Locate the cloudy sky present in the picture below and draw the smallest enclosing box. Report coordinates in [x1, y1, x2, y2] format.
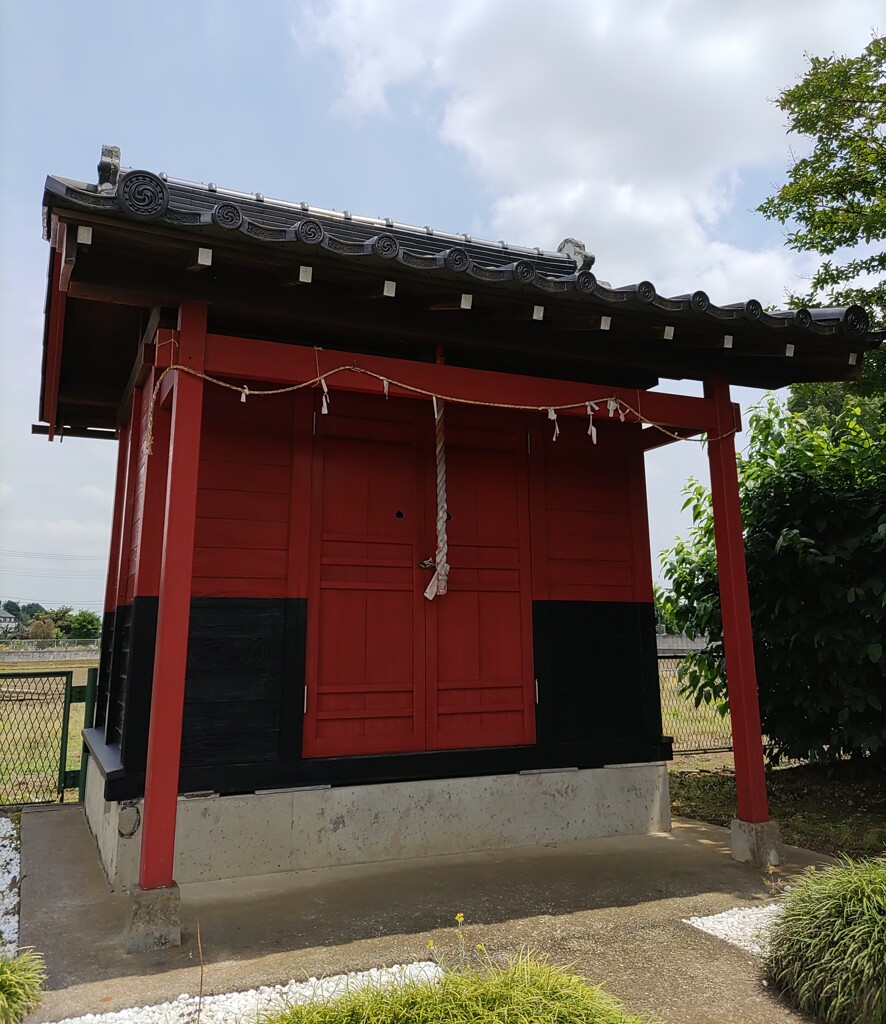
[0, 1, 879, 612]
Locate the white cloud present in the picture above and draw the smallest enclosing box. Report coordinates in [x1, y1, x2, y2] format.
[298, 0, 879, 302]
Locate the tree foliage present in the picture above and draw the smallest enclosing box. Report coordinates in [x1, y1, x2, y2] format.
[67, 609, 101, 639]
[661, 399, 886, 769]
[758, 35, 886, 424]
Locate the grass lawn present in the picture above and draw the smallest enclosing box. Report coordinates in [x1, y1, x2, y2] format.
[670, 758, 886, 858]
[268, 953, 655, 1024]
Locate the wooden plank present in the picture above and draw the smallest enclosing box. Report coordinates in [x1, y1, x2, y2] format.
[204, 334, 719, 431]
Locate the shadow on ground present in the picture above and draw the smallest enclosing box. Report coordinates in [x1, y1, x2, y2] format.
[22, 805, 824, 1024]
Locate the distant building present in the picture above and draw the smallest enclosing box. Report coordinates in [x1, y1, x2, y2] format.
[0, 609, 18, 634]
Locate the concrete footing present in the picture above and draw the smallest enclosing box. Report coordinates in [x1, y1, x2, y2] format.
[730, 819, 783, 867]
[84, 754, 671, 890]
[123, 882, 181, 953]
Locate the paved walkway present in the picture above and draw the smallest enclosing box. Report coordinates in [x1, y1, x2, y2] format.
[21, 804, 827, 1023]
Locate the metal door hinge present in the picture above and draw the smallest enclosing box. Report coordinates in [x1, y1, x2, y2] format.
[535, 678, 539, 704]
[303, 687, 308, 713]
[527, 432, 531, 454]
[312, 412, 317, 436]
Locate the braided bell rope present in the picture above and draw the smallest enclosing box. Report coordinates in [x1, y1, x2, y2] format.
[424, 400, 450, 600]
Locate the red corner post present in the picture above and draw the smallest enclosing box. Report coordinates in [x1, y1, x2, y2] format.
[704, 378, 769, 823]
[138, 302, 206, 891]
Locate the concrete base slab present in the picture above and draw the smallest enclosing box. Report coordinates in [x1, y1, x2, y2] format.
[123, 883, 182, 953]
[730, 819, 783, 867]
[84, 754, 671, 889]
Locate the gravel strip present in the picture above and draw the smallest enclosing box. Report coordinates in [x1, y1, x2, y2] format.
[0, 814, 20, 954]
[42, 961, 442, 1024]
[684, 904, 784, 957]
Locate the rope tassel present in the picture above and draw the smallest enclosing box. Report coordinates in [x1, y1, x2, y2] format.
[424, 398, 450, 600]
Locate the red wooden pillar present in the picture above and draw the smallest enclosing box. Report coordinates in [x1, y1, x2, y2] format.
[704, 378, 769, 823]
[138, 302, 206, 890]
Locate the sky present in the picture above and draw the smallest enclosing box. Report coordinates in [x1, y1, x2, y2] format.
[0, 0, 880, 613]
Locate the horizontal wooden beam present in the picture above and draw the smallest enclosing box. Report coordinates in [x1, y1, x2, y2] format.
[203, 333, 720, 431]
[640, 425, 705, 451]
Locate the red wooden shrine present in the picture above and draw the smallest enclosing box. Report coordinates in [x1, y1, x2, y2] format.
[36, 146, 879, 893]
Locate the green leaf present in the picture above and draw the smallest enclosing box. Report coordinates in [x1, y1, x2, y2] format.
[868, 643, 883, 664]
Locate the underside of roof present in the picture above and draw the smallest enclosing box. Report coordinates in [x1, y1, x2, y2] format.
[38, 145, 882, 437]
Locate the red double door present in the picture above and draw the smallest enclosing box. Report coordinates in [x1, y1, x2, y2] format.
[302, 393, 536, 758]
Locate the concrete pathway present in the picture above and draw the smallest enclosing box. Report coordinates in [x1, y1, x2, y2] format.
[21, 804, 826, 1023]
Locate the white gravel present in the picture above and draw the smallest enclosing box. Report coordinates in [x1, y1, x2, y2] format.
[684, 904, 784, 957]
[0, 814, 20, 954]
[42, 961, 442, 1024]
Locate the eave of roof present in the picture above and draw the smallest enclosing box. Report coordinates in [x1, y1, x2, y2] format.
[37, 145, 884, 437]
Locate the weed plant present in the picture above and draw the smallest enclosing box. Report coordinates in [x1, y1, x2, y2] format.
[0, 948, 45, 1024]
[765, 856, 886, 1024]
[268, 950, 656, 1024]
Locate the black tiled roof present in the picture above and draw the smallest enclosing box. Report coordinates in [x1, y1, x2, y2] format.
[43, 145, 877, 342]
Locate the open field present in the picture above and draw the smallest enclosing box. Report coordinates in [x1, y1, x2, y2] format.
[658, 657, 733, 752]
[0, 662, 95, 805]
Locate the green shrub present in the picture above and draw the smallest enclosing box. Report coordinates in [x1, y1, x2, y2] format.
[0, 948, 46, 1024]
[270, 951, 656, 1024]
[765, 856, 886, 1024]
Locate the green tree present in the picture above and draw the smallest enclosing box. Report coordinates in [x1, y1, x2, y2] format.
[661, 398, 886, 771]
[67, 609, 102, 640]
[26, 618, 58, 640]
[45, 605, 74, 637]
[3, 601, 46, 626]
[758, 35, 886, 422]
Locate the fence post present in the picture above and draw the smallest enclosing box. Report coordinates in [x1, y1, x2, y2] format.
[57, 671, 74, 801]
[78, 667, 98, 802]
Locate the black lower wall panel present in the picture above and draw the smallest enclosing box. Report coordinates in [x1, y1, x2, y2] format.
[103, 596, 671, 801]
[119, 597, 158, 769]
[532, 599, 663, 748]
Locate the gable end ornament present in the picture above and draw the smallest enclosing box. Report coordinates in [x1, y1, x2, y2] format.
[117, 170, 169, 222]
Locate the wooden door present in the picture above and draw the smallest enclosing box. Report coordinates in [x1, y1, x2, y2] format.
[426, 407, 536, 750]
[302, 394, 426, 757]
[303, 395, 535, 758]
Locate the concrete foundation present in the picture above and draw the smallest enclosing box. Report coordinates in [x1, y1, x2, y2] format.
[83, 754, 671, 889]
[730, 818, 783, 867]
[123, 882, 181, 952]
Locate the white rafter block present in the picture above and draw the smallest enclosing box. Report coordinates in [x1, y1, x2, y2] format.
[849, 352, 858, 366]
[785, 343, 795, 357]
[460, 293, 473, 310]
[663, 325, 675, 340]
[533, 305, 544, 321]
[723, 334, 733, 349]
[198, 247, 212, 266]
[383, 280, 396, 298]
[76, 225, 93, 245]
[299, 265, 313, 284]
[600, 316, 611, 331]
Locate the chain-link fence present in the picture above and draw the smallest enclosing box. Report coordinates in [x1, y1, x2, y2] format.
[659, 655, 732, 753]
[0, 671, 80, 804]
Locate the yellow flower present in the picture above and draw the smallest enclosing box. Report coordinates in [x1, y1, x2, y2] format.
[476, 943, 485, 951]
[454, 912, 465, 924]
[427, 939, 434, 949]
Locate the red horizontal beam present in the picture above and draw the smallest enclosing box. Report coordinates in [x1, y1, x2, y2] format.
[202, 334, 720, 432]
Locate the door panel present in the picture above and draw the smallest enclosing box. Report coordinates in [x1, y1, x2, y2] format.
[304, 396, 535, 758]
[426, 409, 536, 750]
[303, 396, 425, 757]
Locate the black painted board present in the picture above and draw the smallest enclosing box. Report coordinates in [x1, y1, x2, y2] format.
[119, 597, 158, 772]
[104, 604, 131, 747]
[278, 598, 307, 761]
[533, 600, 662, 746]
[104, 735, 674, 801]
